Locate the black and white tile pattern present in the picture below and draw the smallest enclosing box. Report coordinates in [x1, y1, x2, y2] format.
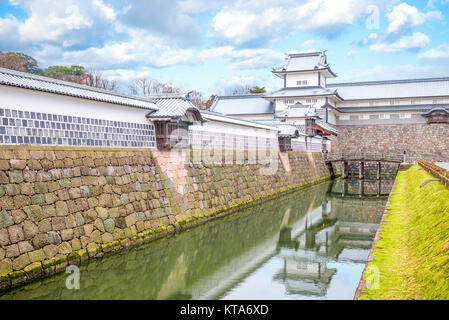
[0, 107, 156, 148]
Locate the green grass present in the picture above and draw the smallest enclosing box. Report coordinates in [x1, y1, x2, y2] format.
[359, 165, 449, 300]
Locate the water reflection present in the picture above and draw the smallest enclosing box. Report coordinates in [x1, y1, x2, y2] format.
[0, 179, 393, 300]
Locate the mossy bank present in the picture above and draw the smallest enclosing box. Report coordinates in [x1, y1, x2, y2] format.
[0, 145, 331, 292]
[356, 165, 449, 299]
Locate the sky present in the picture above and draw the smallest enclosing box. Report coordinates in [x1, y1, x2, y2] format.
[0, 0, 448, 97]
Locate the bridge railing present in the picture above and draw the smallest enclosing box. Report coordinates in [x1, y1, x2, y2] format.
[324, 152, 403, 162]
[418, 160, 449, 188]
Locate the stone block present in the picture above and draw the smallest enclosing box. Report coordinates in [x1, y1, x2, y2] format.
[55, 201, 69, 216]
[12, 253, 30, 271]
[94, 218, 105, 232]
[13, 194, 31, 208]
[32, 233, 50, 249]
[8, 225, 24, 243]
[0, 159, 10, 170]
[45, 193, 59, 205]
[43, 245, 59, 259]
[90, 230, 102, 244]
[22, 220, 39, 240]
[69, 239, 80, 252]
[17, 241, 34, 254]
[29, 249, 46, 263]
[0, 259, 12, 276]
[58, 242, 72, 255]
[9, 171, 23, 183]
[51, 217, 66, 231]
[75, 212, 85, 226]
[0, 211, 14, 228]
[104, 218, 115, 233]
[10, 159, 26, 170]
[101, 233, 114, 244]
[5, 244, 20, 258]
[61, 229, 74, 241]
[0, 229, 10, 246]
[23, 205, 43, 222]
[31, 194, 46, 205]
[95, 207, 108, 220]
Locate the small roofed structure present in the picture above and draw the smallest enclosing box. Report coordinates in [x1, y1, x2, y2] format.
[146, 93, 205, 149]
[277, 123, 301, 152]
[421, 106, 449, 124]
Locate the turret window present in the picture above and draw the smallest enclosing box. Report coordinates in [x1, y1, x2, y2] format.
[296, 80, 308, 86]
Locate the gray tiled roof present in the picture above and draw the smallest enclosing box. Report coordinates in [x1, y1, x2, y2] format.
[210, 94, 274, 115]
[0, 67, 158, 110]
[328, 77, 449, 100]
[146, 95, 201, 118]
[278, 103, 319, 118]
[200, 110, 279, 131]
[276, 123, 304, 137]
[338, 105, 449, 113]
[272, 51, 337, 77]
[316, 120, 339, 135]
[264, 86, 341, 99]
[421, 106, 449, 115]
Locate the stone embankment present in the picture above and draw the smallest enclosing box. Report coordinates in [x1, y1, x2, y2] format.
[0, 145, 331, 291]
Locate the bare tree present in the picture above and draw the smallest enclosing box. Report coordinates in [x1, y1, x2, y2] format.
[187, 90, 207, 109]
[83, 70, 118, 91]
[158, 81, 181, 94]
[129, 77, 181, 96]
[224, 84, 250, 95]
[129, 77, 161, 95]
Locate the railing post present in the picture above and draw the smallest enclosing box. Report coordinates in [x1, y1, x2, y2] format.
[377, 161, 381, 180]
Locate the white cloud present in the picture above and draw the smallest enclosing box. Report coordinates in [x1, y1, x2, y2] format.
[7, 0, 97, 42]
[200, 46, 284, 69]
[426, 0, 449, 8]
[386, 2, 442, 34]
[210, 0, 394, 46]
[117, 0, 202, 46]
[361, 3, 441, 53]
[178, 0, 229, 14]
[215, 75, 257, 95]
[347, 49, 357, 57]
[419, 43, 449, 59]
[369, 32, 431, 52]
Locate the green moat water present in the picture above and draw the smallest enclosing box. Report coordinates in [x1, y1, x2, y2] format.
[0, 179, 394, 300]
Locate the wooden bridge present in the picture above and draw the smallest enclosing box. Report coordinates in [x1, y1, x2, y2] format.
[324, 153, 404, 179]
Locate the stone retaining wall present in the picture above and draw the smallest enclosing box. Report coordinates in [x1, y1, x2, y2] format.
[333, 123, 449, 163]
[0, 145, 330, 291]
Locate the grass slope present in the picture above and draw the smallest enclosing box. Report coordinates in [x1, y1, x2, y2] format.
[359, 165, 449, 300]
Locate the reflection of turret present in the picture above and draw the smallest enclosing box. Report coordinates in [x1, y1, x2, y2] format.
[274, 249, 337, 297]
[278, 227, 299, 250]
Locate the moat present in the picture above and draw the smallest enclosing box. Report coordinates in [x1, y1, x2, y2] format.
[0, 178, 394, 300]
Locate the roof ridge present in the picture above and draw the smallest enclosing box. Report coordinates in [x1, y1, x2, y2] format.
[216, 94, 264, 99]
[0, 66, 155, 103]
[328, 77, 449, 87]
